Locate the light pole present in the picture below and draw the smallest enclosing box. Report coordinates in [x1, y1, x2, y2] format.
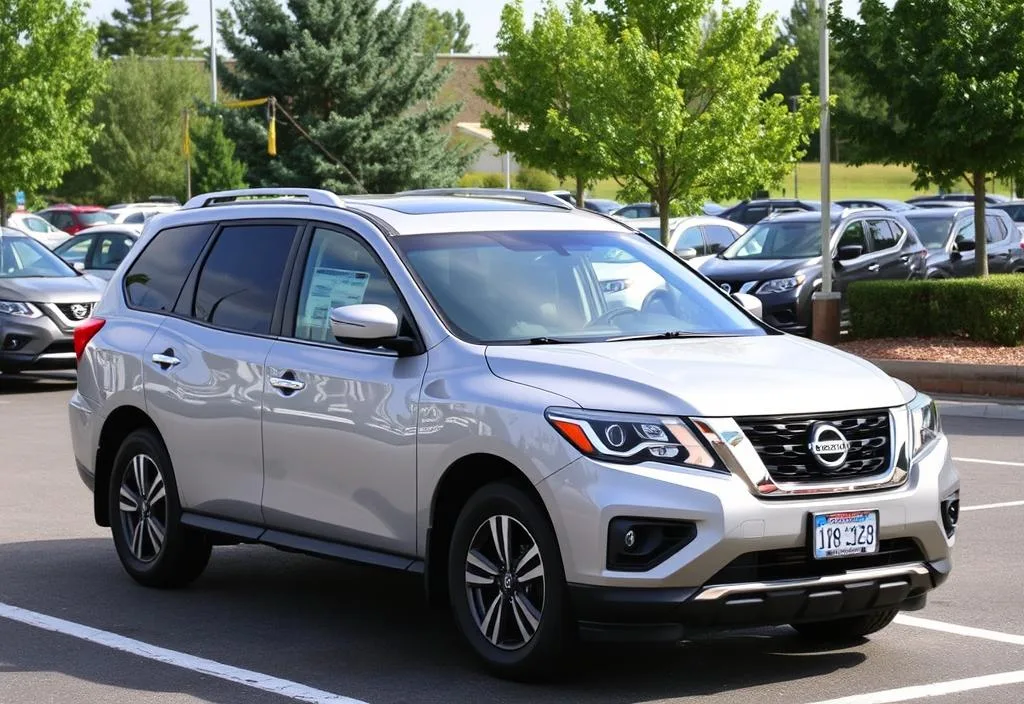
[811, 0, 840, 344]
[210, 0, 218, 103]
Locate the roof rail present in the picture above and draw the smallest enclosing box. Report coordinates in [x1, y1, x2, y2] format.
[182, 188, 344, 210]
[396, 188, 574, 210]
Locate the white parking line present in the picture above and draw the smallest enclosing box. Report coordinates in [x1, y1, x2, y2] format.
[954, 456, 1024, 468]
[0, 602, 366, 704]
[804, 669, 1024, 704]
[962, 500, 1024, 512]
[895, 614, 1024, 646]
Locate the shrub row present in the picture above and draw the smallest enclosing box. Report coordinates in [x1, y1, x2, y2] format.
[848, 276, 1024, 346]
[457, 168, 560, 192]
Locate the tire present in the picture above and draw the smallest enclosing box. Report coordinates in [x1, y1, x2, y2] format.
[108, 429, 211, 588]
[792, 608, 899, 641]
[447, 482, 572, 680]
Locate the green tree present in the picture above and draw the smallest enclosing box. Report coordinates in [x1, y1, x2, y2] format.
[61, 58, 208, 203]
[0, 0, 105, 222]
[421, 6, 472, 54]
[98, 0, 202, 57]
[218, 0, 471, 194]
[831, 0, 1024, 277]
[191, 116, 247, 194]
[479, 0, 609, 207]
[579, 0, 816, 243]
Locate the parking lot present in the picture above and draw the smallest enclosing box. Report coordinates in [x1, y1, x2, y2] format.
[1, 375, 1022, 704]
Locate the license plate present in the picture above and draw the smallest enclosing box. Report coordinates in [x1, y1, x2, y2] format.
[812, 510, 879, 559]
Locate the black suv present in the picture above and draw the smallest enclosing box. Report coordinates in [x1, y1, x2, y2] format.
[699, 210, 927, 335]
[903, 207, 1024, 277]
[718, 199, 842, 227]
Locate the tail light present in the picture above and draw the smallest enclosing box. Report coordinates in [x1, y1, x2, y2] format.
[74, 317, 106, 362]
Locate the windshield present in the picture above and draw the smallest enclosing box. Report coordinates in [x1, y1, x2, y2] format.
[636, 227, 661, 242]
[0, 233, 77, 278]
[80, 211, 115, 226]
[722, 220, 834, 260]
[396, 230, 764, 344]
[904, 215, 953, 250]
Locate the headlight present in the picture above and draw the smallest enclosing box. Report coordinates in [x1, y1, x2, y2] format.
[757, 275, 805, 294]
[601, 279, 632, 293]
[545, 408, 722, 470]
[908, 393, 941, 458]
[0, 301, 42, 318]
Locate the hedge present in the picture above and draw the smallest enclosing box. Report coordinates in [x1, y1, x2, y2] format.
[848, 276, 1024, 346]
[457, 172, 507, 189]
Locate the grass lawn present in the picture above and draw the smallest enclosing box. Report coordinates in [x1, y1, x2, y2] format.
[586, 163, 1017, 204]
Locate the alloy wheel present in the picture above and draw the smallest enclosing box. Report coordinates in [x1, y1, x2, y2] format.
[464, 514, 546, 651]
[118, 454, 168, 563]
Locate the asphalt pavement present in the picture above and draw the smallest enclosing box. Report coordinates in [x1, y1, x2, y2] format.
[1, 375, 1023, 704]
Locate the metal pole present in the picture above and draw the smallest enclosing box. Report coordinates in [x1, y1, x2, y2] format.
[819, 0, 831, 295]
[210, 0, 218, 103]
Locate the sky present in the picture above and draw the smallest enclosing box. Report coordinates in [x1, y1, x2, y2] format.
[83, 0, 858, 55]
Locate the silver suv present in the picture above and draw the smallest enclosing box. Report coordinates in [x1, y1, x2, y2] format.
[69, 188, 958, 679]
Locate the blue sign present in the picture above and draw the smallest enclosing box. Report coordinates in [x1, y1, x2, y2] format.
[14, 191, 25, 209]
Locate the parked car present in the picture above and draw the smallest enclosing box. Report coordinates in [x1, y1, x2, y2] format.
[0, 228, 104, 375]
[6, 211, 69, 249]
[902, 207, 1024, 277]
[835, 198, 916, 212]
[990, 201, 1024, 235]
[718, 199, 841, 226]
[699, 209, 927, 335]
[37, 204, 115, 235]
[906, 193, 1010, 205]
[904, 200, 960, 209]
[630, 216, 745, 258]
[69, 187, 957, 679]
[612, 202, 657, 219]
[581, 198, 621, 215]
[106, 204, 178, 225]
[52, 225, 142, 280]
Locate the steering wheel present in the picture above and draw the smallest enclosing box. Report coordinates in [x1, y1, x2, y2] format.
[586, 307, 637, 329]
[642, 289, 677, 316]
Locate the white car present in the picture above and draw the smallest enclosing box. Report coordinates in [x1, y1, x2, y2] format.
[630, 216, 746, 264]
[6, 211, 69, 249]
[105, 203, 179, 225]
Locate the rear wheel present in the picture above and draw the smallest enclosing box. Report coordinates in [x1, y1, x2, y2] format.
[792, 608, 899, 641]
[108, 429, 211, 588]
[447, 482, 572, 680]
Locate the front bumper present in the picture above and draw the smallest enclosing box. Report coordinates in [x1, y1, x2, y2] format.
[0, 313, 76, 373]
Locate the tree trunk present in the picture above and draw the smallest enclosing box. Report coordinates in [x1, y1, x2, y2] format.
[658, 191, 671, 246]
[0, 192, 6, 227]
[575, 176, 585, 210]
[973, 170, 988, 277]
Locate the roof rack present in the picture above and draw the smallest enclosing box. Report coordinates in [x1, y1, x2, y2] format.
[182, 188, 344, 210]
[396, 188, 574, 210]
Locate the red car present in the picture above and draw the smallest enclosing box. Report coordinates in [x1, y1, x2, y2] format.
[37, 204, 115, 235]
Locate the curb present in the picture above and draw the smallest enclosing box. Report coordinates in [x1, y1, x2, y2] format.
[867, 358, 1024, 399]
[934, 397, 1024, 421]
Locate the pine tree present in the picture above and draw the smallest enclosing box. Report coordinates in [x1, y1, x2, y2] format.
[98, 0, 202, 57]
[191, 117, 247, 194]
[217, 0, 471, 194]
[421, 6, 473, 54]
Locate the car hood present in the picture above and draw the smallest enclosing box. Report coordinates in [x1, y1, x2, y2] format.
[700, 257, 819, 283]
[0, 274, 104, 303]
[486, 334, 908, 417]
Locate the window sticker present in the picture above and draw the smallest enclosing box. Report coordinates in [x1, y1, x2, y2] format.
[303, 267, 371, 340]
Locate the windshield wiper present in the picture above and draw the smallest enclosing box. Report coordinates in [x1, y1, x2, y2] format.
[606, 330, 706, 342]
[525, 337, 581, 345]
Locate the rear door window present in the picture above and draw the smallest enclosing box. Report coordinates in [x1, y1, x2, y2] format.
[192, 224, 298, 335]
[986, 215, 1007, 243]
[867, 220, 898, 251]
[125, 224, 214, 312]
[673, 226, 705, 255]
[704, 225, 738, 253]
[93, 233, 137, 270]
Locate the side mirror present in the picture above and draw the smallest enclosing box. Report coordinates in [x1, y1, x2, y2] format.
[72, 261, 85, 271]
[733, 292, 763, 319]
[955, 238, 976, 252]
[675, 247, 698, 260]
[330, 304, 399, 343]
[836, 244, 864, 261]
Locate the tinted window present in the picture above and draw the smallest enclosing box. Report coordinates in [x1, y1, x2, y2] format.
[124, 212, 146, 224]
[125, 224, 213, 312]
[93, 233, 136, 270]
[55, 236, 93, 264]
[704, 225, 738, 253]
[838, 221, 869, 251]
[986, 215, 1006, 243]
[295, 228, 405, 345]
[868, 219, 897, 251]
[904, 214, 952, 250]
[80, 211, 115, 226]
[739, 206, 769, 225]
[193, 224, 297, 334]
[49, 212, 75, 231]
[673, 226, 704, 255]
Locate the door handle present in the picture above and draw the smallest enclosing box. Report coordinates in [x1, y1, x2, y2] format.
[151, 351, 180, 368]
[867, 263, 880, 272]
[900, 254, 911, 262]
[269, 374, 305, 393]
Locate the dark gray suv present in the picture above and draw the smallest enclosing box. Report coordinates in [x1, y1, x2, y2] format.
[699, 210, 927, 335]
[903, 207, 1024, 277]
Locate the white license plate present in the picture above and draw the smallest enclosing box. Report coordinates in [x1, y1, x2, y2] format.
[812, 510, 879, 559]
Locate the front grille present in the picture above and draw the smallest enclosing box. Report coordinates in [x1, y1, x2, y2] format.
[41, 340, 74, 355]
[713, 279, 757, 294]
[55, 302, 94, 322]
[707, 538, 924, 585]
[738, 409, 891, 482]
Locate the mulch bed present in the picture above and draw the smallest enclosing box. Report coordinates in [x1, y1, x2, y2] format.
[837, 337, 1024, 366]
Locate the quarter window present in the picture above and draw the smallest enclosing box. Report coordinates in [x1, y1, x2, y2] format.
[193, 224, 297, 335]
[985, 215, 1006, 243]
[125, 224, 214, 312]
[294, 228, 405, 344]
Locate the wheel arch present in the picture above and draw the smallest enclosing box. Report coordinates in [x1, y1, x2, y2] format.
[94, 405, 161, 527]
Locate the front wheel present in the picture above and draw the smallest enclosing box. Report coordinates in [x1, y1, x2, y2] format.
[108, 429, 211, 588]
[447, 482, 572, 680]
[792, 608, 899, 642]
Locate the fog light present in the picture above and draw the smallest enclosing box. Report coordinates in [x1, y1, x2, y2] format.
[607, 518, 697, 572]
[3, 335, 30, 351]
[941, 492, 960, 538]
[624, 529, 636, 549]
